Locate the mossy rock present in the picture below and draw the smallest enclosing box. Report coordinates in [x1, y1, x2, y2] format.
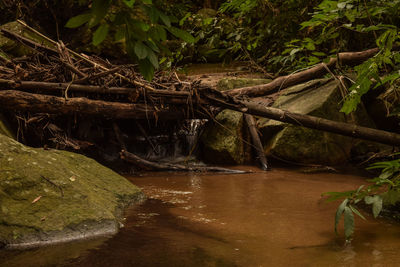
[259, 79, 375, 165]
[216, 77, 271, 91]
[0, 134, 143, 248]
[201, 110, 245, 164]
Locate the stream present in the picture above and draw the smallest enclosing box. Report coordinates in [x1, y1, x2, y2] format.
[1, 167, 400, 266]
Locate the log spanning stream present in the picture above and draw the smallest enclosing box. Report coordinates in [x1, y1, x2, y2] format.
[2, 168, 400, 266]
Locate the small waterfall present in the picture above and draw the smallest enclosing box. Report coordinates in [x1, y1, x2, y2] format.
[135, 119, 207, 163]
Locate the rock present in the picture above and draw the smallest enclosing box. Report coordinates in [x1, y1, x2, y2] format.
[0, 134, 144, 248]
[201, 109, 246, 164]
[259, 79, 375, 165]
[216, 77, 271, 91]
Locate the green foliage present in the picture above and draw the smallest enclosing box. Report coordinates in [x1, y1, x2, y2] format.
[65, 0, 194, 80]
[324, 155, 400, 241]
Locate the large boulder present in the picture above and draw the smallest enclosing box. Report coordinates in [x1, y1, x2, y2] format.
[0, 134, 143, 248]
[201, 109, 247, 164]
[259, 79, 375, 165]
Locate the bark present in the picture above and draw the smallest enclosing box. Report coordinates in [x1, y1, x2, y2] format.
[200, 87, 400, 147]
[227, 47, 384, 97]
[244, 114, 269, 170]
[0, 90, 183, 120]
[120, 150, 248, 174]
[0, 79, 191, 99]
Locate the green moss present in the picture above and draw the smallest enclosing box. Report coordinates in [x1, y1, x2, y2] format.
[201, 110, 244, 164]
[0, 134, 143, 246]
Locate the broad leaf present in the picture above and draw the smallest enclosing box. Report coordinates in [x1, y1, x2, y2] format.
[168, 27, 195, 43]
[344, 206, 354, 240]
[147, 49, 159, 68]
[92, 24, 109, 46]
[335, 199, 348, 234]
[65, 13, 91, 28]
[134, 42, 148, 59]
[159, 12, 171, 27]
[139, 59, 154, 81]
[89, 0, 111, 28]
[122, 0, 135, 7]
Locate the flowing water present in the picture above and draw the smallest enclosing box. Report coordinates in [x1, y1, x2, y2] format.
[2, 167, 400, 266]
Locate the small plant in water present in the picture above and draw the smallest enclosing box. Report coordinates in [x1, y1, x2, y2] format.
[324, 154, 400, 241]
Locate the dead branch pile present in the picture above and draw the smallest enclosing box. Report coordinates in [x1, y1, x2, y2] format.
[1, 22, 400, 173]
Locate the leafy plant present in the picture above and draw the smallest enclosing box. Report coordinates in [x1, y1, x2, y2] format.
[65, 0, 194, 80]
[324, 155, 400, 241]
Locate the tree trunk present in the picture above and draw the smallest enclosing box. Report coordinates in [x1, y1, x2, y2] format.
[244, 114, 269, 170]
[200, 87, 400, 146]
[227, 47, 385, 97]
[0, 90, 184, 120]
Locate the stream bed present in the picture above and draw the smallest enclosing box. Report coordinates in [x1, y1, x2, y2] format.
[1, 167, 400, 266]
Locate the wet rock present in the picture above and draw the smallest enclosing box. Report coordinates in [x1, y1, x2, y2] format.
[259, 79, 375, 165]
[0, 134, 144, 248]
[216, 77, 271, 91]
[201, 109, 245, 164]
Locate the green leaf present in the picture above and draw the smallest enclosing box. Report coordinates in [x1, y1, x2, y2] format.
[365, 195, 383, 218]
[114, 27, 125, 41]
[139, 59, 154, 81]
[92, 24, 109, 46]
[123, 0, 135, 7]
[65, 13, 91, 28]
[147, 49, 159, 68]
[168, 27, 195, 43]
[349, 205, 366, 220]
[159, 12, 171, 27]
[335, 199, 348, 234]
[373, 196, 383, 218]
[145, 6, 159, 23]
[344, 206, 354, 240]
[89, 0, 111, 28]
[134, 42, 148, 59]
[141, 0, 152, 4]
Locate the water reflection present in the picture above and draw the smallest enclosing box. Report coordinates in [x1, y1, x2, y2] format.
[2, 167, 400, 266]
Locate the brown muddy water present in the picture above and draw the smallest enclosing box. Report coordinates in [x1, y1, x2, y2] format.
[2, 167, 400, 267]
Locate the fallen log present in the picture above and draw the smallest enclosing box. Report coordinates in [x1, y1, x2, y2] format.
[244, 114, 269, 170]
[200, 87, 400, 147]
[0, 79, 191, 99]
[227, 47, 388, 97]
[0, 90, 184, 120]
[120, 150, 248, 174]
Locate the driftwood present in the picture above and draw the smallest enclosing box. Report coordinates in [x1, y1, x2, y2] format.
[244, 114, 269, 170]
[200, 87, 400, 147]
[227, 47, 388, 97]
[0, 90, 184, 120]
[120, 150, 248, 174]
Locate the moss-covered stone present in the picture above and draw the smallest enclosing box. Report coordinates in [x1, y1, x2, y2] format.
[259, 79, 375, 165]
[0, 134, 143, 248]
[201, 110, 245, 164]
[216, 77, 271, 91]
